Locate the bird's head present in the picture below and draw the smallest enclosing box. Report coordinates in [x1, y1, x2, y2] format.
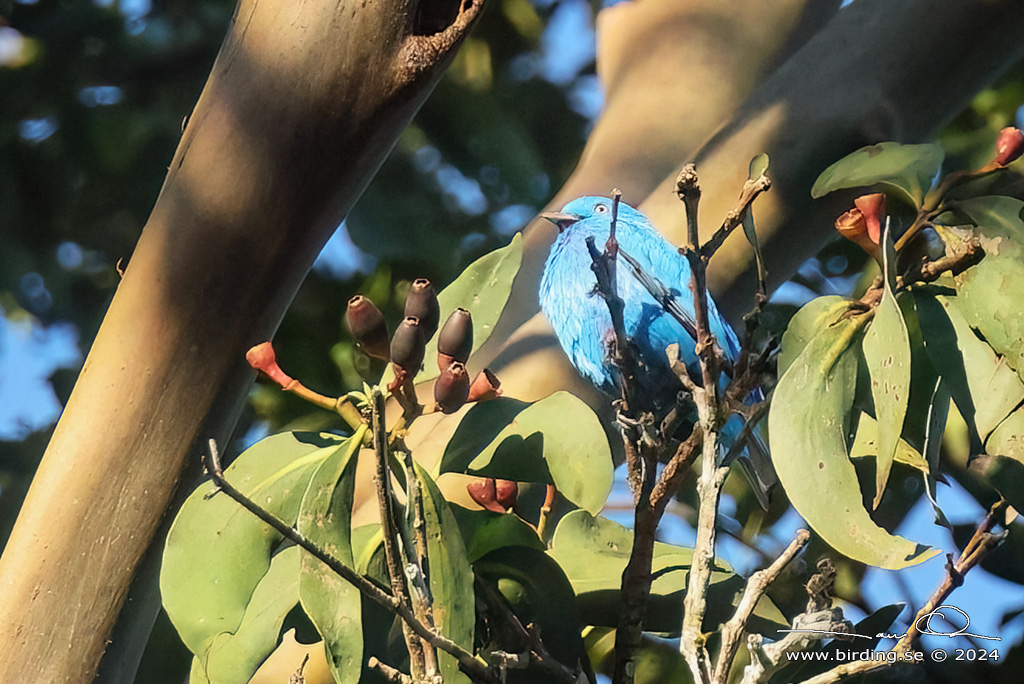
[539, 195, 641, 232]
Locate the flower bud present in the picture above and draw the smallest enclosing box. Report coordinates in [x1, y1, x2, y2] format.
[246, 342, 295, 388]
[467, 477, 505, 513]
[835, 207, 881, 260]
[437, 308, 473, 368]
[853, 193, 885, 245]
[494, 479, 518, 511]
[345, 295, 390, 360]
[404, 279, 440, 341]
[468, 368, 502, 403]
[434, 361, 471, 413]
[995, 127, 1024, 166]
[390, 316, 426, 376]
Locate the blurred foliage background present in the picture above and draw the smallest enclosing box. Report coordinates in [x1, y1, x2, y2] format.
[4, 1, 1024, 682]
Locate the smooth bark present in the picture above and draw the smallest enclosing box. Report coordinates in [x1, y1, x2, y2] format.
[0, 0, 483, 681]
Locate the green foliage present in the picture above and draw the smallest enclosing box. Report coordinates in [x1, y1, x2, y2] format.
[810, 142, 945, 206]
[161, 430, 361, 684]
[439, 392, 614, 514]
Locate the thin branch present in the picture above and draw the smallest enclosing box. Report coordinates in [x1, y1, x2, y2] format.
[700, 171, 772, 259]
[371, 390, 429, 680]
[714, 530, 811, 683]
[201, 439, 498, 683]
[368, 657, 413, 684]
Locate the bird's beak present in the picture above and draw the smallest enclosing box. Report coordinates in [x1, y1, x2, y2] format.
[539, 211, 579, 232]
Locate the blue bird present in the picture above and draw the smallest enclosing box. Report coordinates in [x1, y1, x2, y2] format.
[539, 195, 776, 508]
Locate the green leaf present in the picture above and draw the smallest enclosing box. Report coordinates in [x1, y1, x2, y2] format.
[811, 142, 944, 206]
[475, 546, 583, 676]
[382, 233, 523, 388]
[414, 461, 475, 684]
[439, 392, 613, 514]
[953, 197, 1024, 382]
[769, 306, 936, 569]
[195, 546, 302, 684]
[987, 405, 1024, 466]
[547, 511, 785, 633]
[969, 454, 1024, 513]
[744, 153, 769, 288]
[913, 289, 1024, 442]
[296, 429, 365, 684]
[848, 413, 929, 474]
[862, 221, 911, 508]
[778, 296, 852, 378]
[161, 431, 346, 682]
[449, 504, 545, 562]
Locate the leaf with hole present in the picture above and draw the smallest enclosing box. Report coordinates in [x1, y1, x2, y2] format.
[862, 221, 911, 508]
[296, 427, 366, 684]
[770, 306, 936, 569]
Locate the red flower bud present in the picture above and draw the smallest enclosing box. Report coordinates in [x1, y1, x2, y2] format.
[494, 479, 518, 511]
[390, 316, 426, 376]
[836, 207, 881, 260]
[852, 193, 885, 245]
[345, 295, 390, 360]
[404, 279, 440, 341]
[467, 477, 506, 513]
[246, 342, 295, 388]
[434, 361, 471, 413]
[995, 127, 1024, 166]
[438, 308, 473, 366]
[468, 368, 502, 402]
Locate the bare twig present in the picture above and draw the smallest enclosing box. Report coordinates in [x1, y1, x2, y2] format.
[700, 171, 772, 259]
[371, 390, 430, 680]
[368, 657, 414, 684]
[714, 530, 811, 683]
[201, 438, 498, 684]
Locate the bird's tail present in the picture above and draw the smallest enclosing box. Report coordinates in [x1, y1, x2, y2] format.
[722, 415, 777, 510]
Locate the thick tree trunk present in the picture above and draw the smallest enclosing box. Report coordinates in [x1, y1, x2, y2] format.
[0, 1, 483, 681]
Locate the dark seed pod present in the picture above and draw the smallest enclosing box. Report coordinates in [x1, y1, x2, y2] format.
[494, 479, 519, 511]
[345, 296, 390, 360]
[404, 279, 440, 340]
[434, 361, 470, 413]
[390, 316, 426, 375]
[438, 308, 473, 364]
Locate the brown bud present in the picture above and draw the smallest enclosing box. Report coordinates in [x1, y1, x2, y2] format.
[494, 479, 518, 511]
[246, 342, 295, 388]
[390, 316, 426, 375]
[853, 193, 885, 245]
[404, 279, 440, 340]
[995, 127, 1024, 166]
[468, 368, 502, 402]
[438, 308, 473, 365]
[467, 477, 505, 513]
[434, 361, 471, 413]
[345, 295, 390, 360]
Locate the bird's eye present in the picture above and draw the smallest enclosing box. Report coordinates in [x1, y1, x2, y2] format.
[595, 204, 608, 213]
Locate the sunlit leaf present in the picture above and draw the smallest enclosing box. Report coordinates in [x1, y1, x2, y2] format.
[953, 197, 1024, 381]
[415, 462, 475, 684]
[811, 142, 944, 206]
[778, 296, 852, 378]
[848, 413, 928, 474]
[382, 233, 523, 388]
[162, 432, 347, 682]
[862, 221, 911, 508]
[770, 306, 936, 569]
[913, 288, 1024, 443]
[439, 392, 613, 514]
[296, 428, 366, 684]
[969, 454, 1024, 513]
[987, 405, 1024, 466]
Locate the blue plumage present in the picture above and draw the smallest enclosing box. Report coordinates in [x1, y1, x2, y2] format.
[539, 195, 775, 507]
